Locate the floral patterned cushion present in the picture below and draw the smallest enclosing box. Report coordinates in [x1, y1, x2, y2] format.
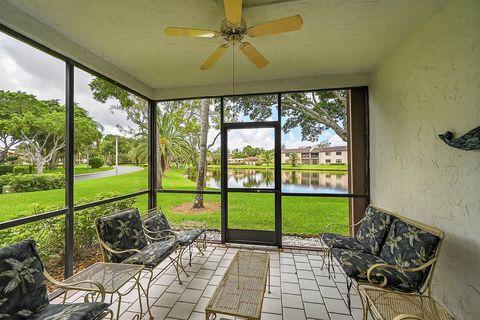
[0, 240, 49, 320]
[355, 206, 395, 255]
[143, 212, 172, 235]
[122, 239, 177, 267]
[331, 248, 421, 292]
[95, 208, 148, 263]
[320, 233, 369, 253]
[379, 219, 440, 290]
[176, 229, 205, 246]
[29, 302, 110, 320]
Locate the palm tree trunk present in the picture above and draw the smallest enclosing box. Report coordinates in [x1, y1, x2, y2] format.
[193, 99, 210, 209]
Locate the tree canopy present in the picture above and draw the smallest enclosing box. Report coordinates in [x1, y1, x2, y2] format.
[226, 90, 348, 142]
[0, 90, 102, 173]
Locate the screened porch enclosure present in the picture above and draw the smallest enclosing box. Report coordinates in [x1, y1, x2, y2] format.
[0, 1, 478, 319]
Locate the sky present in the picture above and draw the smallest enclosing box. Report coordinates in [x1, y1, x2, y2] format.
[0, 31, 136, 138]
[0, 31, 346, 151]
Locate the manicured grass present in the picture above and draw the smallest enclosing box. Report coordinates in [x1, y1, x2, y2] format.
[45, 165, 113, 175]
[208, 164, 348, 172]
[0, 167, 348, 235]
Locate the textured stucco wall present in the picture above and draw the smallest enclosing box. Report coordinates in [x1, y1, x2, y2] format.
[369, 0, 480, 319]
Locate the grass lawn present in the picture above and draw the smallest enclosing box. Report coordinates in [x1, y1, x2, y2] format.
[208, 164, 348, 172]
[45, 165, 113, 175]
[0, 167, 348, 235]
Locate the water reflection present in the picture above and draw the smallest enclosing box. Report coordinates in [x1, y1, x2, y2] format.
[205, 169, 347, 193]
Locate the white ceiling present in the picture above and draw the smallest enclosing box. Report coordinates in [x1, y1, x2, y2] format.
[0, 0, 447, 99]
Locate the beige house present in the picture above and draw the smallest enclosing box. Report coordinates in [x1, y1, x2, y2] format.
[281, 146, 347, 165]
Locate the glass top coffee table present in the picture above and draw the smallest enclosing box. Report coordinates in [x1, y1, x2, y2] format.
[205, 251, 271, 320]
[62, 262, 147, 320]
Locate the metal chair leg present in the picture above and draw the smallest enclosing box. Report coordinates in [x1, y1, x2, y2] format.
[189, 244, 193, 267]
[346, 277, 353, 313]
[177, 247, 190, 278]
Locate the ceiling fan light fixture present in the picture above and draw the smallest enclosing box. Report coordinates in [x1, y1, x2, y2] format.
[164, 0, 302, 70]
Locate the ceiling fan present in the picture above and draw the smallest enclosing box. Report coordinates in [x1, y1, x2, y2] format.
[164, 0, 303, 70]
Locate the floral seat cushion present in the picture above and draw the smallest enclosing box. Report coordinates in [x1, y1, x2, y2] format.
[355, 206, 395, 255]
[320, 233, 369, 253]
[122, 239, 177, 268]
[331, 248, 422, 292]
[95, 208, 148, 263]
[143, 213, 172, 238]
[29, 302, 110, 320]
[0, 239, 49, 320]
[379, 219, 441, 290]
[176, 229, 205, 246]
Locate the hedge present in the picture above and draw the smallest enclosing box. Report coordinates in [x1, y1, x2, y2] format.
[13, 165, 33, 175]
[0, 165, 14, 175]
[0, 165, 34, 176]
[0, 173, 65, 193]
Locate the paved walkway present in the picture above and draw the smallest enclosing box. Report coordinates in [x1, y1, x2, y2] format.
[74, 165, 143, 181]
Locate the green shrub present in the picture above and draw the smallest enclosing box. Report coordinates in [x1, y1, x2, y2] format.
[0, 192, 136, 265]
[88, 157, 104, 169]
[0, 165, 14, 175]
[0, 173, 65, 193]
[13, 165, 33, 175]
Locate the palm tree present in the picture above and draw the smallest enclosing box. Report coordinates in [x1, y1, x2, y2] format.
[261, 150, 274, 166]
[156, 113, 191, 177]
[289, 152, 300, 167]
[127, 138, 148, 165]
[132, 113, 191, 188]
[0, 257, 39, 294]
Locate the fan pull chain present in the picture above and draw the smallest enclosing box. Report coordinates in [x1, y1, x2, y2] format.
[232, 40, 235, 96]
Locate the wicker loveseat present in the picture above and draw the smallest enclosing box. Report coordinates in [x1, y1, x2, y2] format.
[0, 240, 112, 320]
[319, 205, 444, 311]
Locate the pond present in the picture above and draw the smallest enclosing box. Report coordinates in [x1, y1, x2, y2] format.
[205, 168, 348, 193]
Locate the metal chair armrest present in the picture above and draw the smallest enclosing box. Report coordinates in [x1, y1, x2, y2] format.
[323, 218, 364, 234]
[366, 257, 438, 287]
[171, 221, 207, 231]
[97, 237, 146, 265]
[43, 270, 106, 303]
[144, 231, 177, 243]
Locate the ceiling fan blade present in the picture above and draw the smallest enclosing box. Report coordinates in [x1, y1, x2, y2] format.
[224, 0, 243, 25]
[164, 27, 219, 38]
[247, 15, 303, 37]
[201, 44, 229, 70]
[239, 42, 269, 68]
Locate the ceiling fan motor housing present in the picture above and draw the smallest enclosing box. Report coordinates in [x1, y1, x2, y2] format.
[221, 18, 247, 40]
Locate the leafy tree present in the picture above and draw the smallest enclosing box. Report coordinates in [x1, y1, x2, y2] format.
[226, 90, 348, 142]
[89, 78, 148, 135]
[0, 91, 102, 173]
[0, 91, 36, 163]
[11, 99, 65, 174]
[261, 150, 274, 166]
[289, 152, 300, 167]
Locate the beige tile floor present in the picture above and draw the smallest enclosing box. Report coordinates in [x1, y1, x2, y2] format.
[55, 243, 369, 320]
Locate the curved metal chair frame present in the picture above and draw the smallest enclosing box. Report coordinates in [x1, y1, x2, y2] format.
[319, 207, 444, 317]
[94, 220, 189, 320]
[44, 269, 114, 319]
[142, 207, 207, 273]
